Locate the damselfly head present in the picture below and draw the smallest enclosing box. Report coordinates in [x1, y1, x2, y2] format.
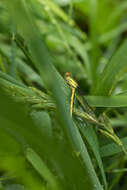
[65, 72, 71, 78]
[65, 72, 78, 89]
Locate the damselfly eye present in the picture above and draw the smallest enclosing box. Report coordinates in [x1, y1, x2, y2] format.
[65, 72, 70, 77]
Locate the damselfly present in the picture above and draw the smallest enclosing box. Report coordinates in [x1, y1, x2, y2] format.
[65, 72, 97, 122]
[64, 72, 124, 149]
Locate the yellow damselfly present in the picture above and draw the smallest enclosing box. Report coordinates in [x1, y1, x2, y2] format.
[65, 72, 96, 120]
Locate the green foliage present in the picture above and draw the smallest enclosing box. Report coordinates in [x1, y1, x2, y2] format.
[0, 0, 127, 190]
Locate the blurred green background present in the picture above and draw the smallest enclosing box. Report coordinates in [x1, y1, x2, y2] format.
[0, 0, 127, 189]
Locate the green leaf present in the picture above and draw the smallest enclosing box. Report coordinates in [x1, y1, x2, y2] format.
[37, 0, 74, 25]
[78, 123, 107, 189]
[30, 110, 52, 137]
[89, 0, 99, 87]
[100, 136, 127, 157]
[68, 35, 91, 81]
[4, 1, 103, 189]
[25, 148, 60, 190]
[86, 95, 127, 107]
[5, 184, 26, 190]
[0, 117, 22, 155]
[95, 39, 127, 95]
[0, 88, 93, 189]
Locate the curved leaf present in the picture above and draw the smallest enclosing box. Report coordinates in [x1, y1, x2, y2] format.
[100, 136, 127, 157]
[95, 39, 127, 95]
[4, 1, 103, 189]
[86, 95, 127, 107]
